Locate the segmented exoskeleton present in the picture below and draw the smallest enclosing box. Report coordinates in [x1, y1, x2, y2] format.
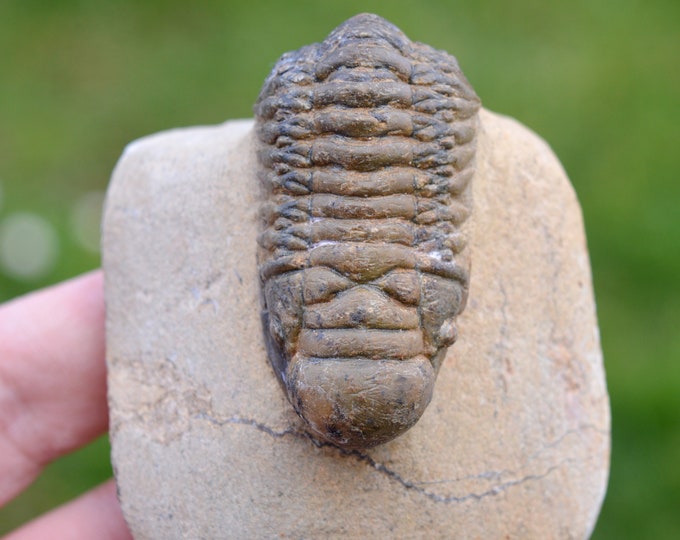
[255, 13, 480, 449]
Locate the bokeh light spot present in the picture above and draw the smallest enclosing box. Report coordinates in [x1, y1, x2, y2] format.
[70, 190, 105, 253]
[0, 213, 59, 280]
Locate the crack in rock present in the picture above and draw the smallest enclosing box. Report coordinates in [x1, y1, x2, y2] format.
[195, 412, 596, 504]
[195, 412, 301, 439]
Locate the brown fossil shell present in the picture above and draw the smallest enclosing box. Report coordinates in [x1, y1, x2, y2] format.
[255, 13, 480, 449]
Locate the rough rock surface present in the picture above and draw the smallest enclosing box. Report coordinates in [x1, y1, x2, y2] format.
[103, 109, 610, 539]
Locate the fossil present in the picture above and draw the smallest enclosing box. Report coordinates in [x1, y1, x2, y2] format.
[255, 13, 480, 449]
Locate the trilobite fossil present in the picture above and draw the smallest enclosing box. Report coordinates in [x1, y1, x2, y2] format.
[255, 13, 480, 449]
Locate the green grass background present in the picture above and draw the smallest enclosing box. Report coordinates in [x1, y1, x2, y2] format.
[0, 0, 677, 537]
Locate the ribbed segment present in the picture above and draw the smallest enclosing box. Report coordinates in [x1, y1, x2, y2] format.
[256, 33, 478, 275]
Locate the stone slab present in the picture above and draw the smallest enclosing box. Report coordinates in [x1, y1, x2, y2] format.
[103, 109, 610, 539]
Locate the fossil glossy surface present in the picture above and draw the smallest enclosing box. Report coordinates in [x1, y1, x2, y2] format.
[255, 13, 480, 448]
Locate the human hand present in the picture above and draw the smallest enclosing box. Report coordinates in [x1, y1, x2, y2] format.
[0, 271, 132, 540]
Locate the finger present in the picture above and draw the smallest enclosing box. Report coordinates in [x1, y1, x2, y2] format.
[2, 479, 133, 540]
[0, 271, 107, 505]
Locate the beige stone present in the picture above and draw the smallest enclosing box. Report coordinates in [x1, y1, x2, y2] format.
[103, 109, 610, 539]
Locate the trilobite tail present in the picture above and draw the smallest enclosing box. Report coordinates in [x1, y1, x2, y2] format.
[287, 355, 435, 449]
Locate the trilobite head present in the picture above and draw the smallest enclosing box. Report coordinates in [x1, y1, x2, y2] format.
[255, 13, 480, 449]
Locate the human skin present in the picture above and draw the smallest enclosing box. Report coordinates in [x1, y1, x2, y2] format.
[0, 271, 132, 540]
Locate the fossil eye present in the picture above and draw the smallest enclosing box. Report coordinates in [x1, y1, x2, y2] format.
[439, 319, 459, 347]
[255, 13, 480, 449]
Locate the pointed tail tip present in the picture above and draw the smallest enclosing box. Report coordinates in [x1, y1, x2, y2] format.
[326, 13, 409, 48]
[342, 12, 393, 27]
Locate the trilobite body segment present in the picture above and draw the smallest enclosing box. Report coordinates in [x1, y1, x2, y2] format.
[255, 13, 480, 449]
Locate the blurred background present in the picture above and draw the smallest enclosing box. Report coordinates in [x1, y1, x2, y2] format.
[0, 0, 677, 537]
